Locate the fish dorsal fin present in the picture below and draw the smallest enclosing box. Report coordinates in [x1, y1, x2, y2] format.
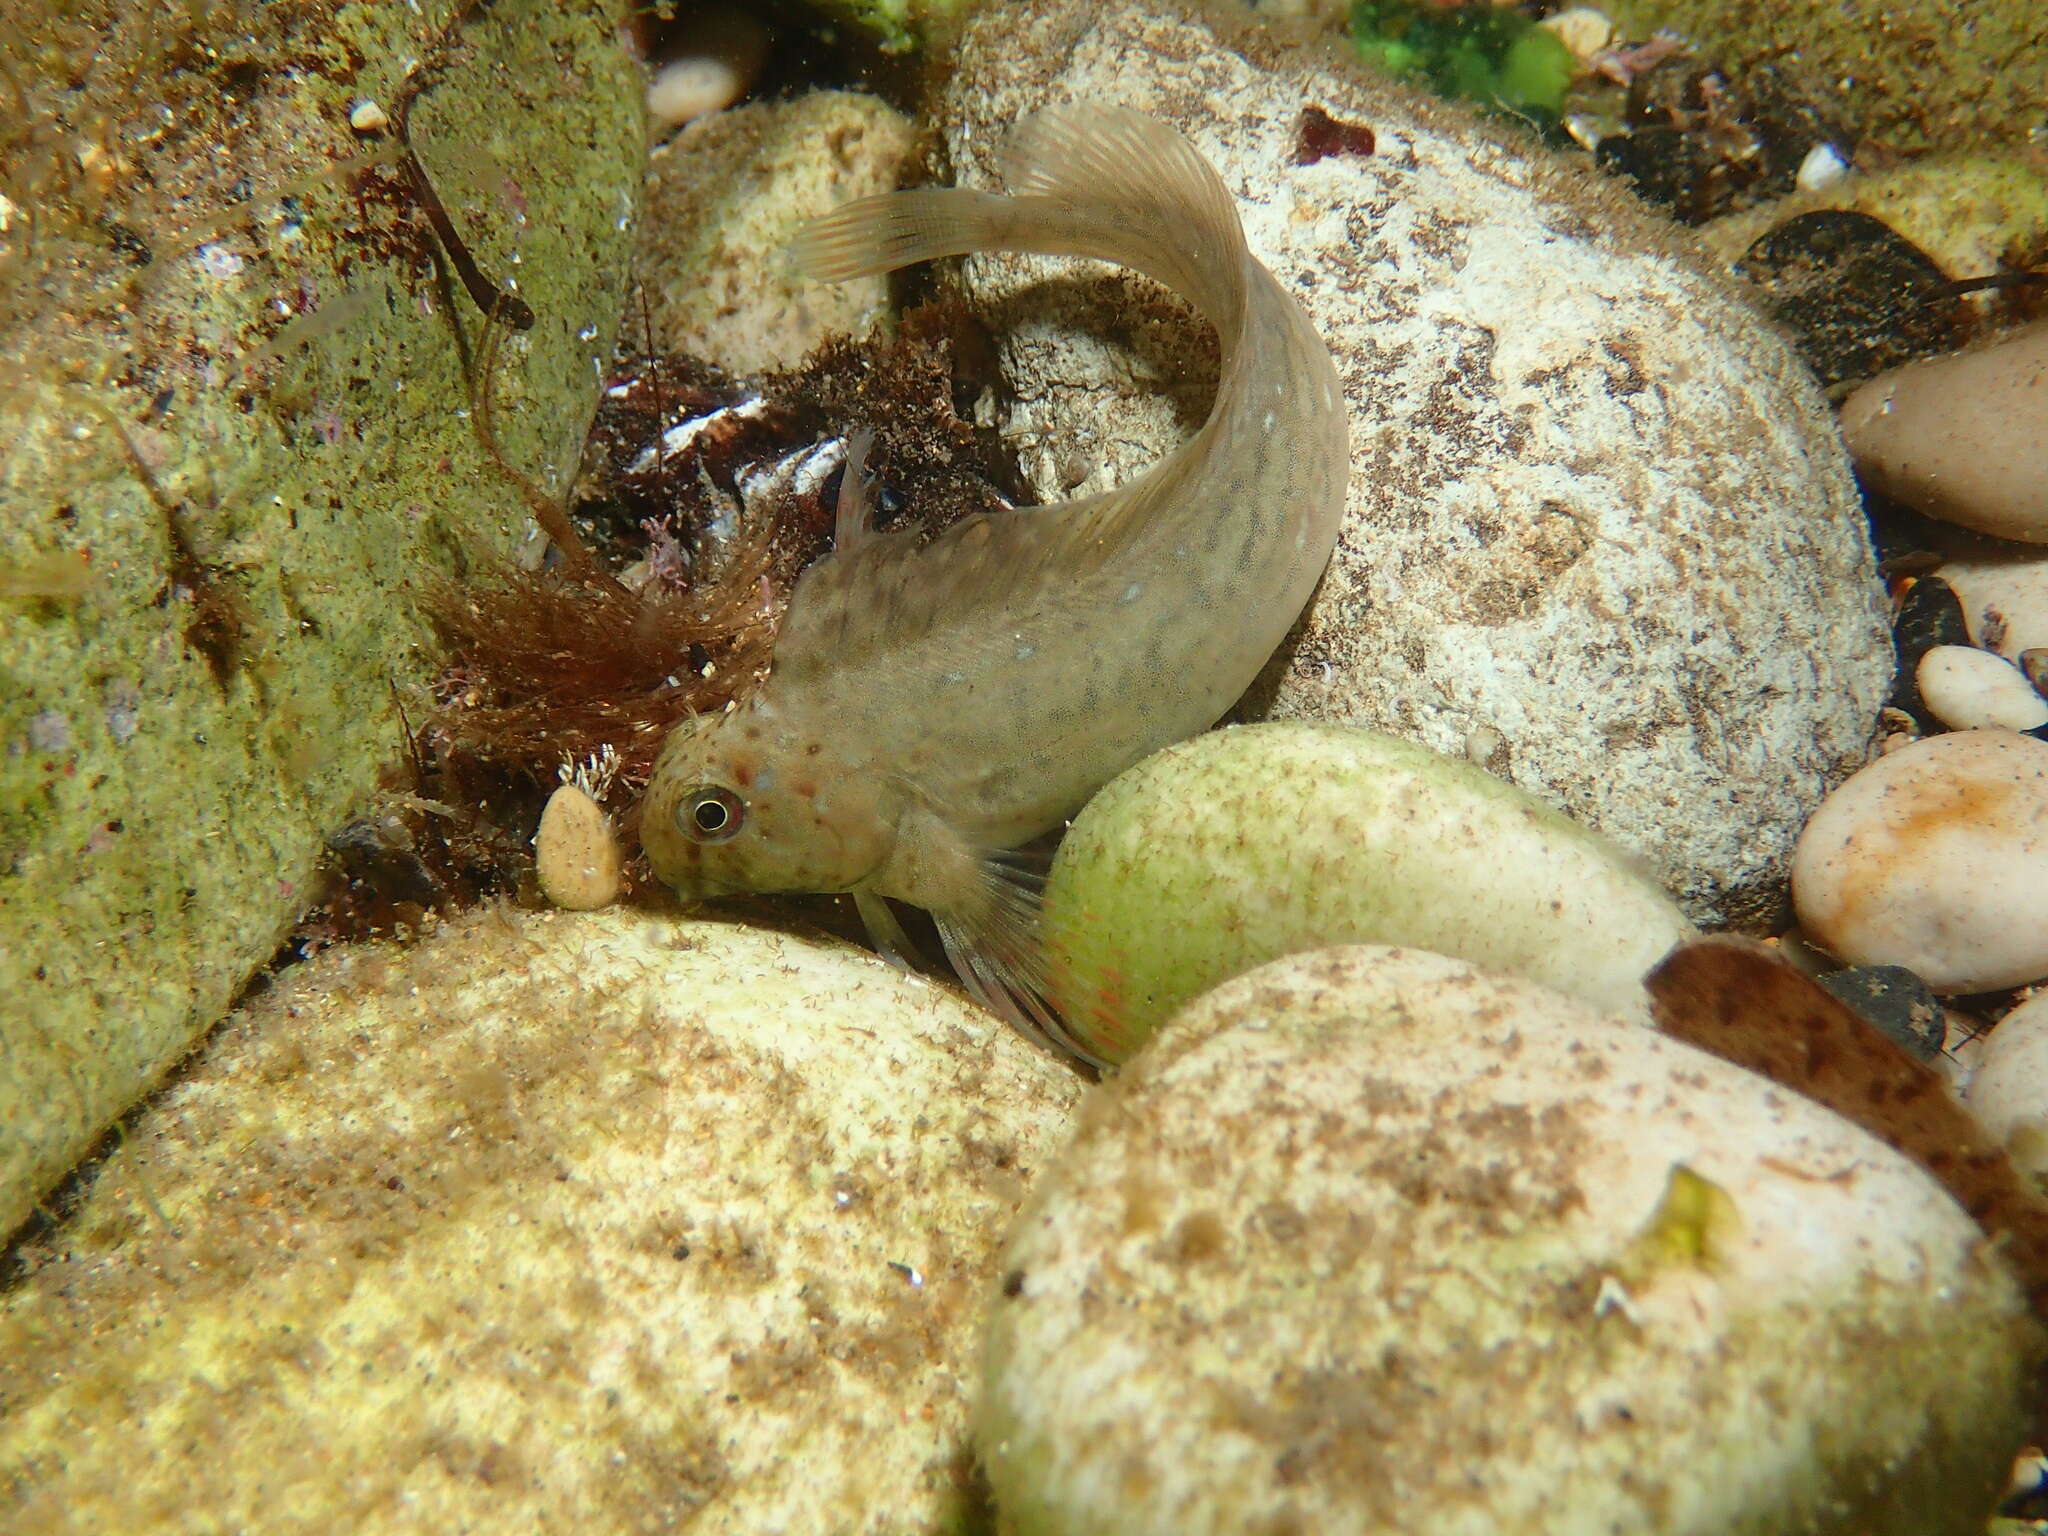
[771, 480, 1163, 685]
[833, 428, 878, 554]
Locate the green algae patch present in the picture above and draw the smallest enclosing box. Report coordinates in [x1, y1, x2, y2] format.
[1600, 0, 2044, 156]
[0, 0, 643, 1242]
[1041, 723, 1696, 1064]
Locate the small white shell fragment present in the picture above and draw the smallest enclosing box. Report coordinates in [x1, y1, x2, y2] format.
[1792, 729, 2048, 992]
[648, 56, 747, 128]
[1915, 644, 2048, 731]
[347, 97, 388, 133]
[1795, 141, 1850, 193]
[1538, 6, 1614, 60]
[1840, 322, 2048, 543]
[534, 782, 622, 910]
[980, 946, 2037, 1534]
[1966, 989, 2048, 1192]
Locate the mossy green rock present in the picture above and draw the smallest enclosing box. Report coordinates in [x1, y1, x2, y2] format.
[0, 1, 642, 1240]
[0, 907, 1083, 1533]
[1042, 723, 1696, 1064]
[982, 946, 2038, 1534]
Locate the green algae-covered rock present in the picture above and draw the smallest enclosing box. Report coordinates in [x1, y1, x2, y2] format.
[0, 906, 1083, 1534]
[1042, 723, 1696, 1064]
[1602, 0, 2045, 155]
[0, 0, 642, 1241]
[982, 946, 2039, 1535]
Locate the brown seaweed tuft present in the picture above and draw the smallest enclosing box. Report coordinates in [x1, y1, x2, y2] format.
[424, 554, 774, 797]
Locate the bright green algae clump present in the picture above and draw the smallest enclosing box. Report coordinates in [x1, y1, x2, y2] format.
[1349, 0, 1578, 121]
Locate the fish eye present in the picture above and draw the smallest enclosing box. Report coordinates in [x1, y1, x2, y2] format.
[679, 785, 746, 843]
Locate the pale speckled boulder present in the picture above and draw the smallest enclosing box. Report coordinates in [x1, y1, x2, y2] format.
[980, 946, 2037, 1536]
[0, 907, 1084, 1535]
[935, 0, 1890, 927]
[0, 0, 643, 1242]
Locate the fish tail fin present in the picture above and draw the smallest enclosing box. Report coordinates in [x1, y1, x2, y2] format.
[791, 186, 1019, 283]
[793, 104, 1249, 329]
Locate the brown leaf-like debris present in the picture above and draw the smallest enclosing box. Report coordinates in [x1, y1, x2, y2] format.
[1645, 934, 2048, 1318]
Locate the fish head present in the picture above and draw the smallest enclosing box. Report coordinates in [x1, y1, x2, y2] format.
[641, 701, 898, 902]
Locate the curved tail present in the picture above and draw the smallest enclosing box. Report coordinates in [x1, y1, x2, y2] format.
[791, 104, 1249, 330]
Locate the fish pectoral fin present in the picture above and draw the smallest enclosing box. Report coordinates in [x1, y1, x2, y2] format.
[833, 428, 879, 554]
[852, 886, 918, 971]
[932, 851, 1109, 1073]
[881, 806, 1103, 1069]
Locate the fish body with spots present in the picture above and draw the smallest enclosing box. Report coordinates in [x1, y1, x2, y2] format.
[641, 105, 1351, 1061]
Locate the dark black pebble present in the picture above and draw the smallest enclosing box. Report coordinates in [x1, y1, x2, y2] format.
[1735, 210, 1968, 389]
[1886, 574, 1972, 725]
[1817, 965, 1946, 1061]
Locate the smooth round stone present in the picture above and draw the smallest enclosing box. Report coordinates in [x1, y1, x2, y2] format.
[1792, 730, 2048, 992]
[0, 908, 1082, 1533]
[1042, 723, 1695, 1064]
[1840, 322, 2048, 543]
[980, 947, 2037, 1536]
[534, 782, 623, 909]
[1915, 644, 2048, 732]
[1967, 989, 2048, 1194]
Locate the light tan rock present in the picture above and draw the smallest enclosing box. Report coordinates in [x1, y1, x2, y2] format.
[1792, 730, 2048, 992]
[1937, 550, 2048, 662]
[1841, 323, 2048, 543]
[0, 908, 1084, 1535]
[981, 946, 2037, 1535]
[1967, 989, 2048, 1195]
[641, 91, 915, 374]
[934, 0, 1889, 928]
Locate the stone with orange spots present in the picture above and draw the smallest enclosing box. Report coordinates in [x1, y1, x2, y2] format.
[1792, 730, 2048, 993]
[979, 945, 2037, 1536]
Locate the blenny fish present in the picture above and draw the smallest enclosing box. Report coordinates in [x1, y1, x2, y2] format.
[641, 105, 1350, 1063]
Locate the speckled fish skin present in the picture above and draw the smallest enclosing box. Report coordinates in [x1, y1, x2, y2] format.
[641, 106, 1349, 1045]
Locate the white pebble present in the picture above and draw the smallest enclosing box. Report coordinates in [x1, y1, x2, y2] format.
[646, 10, 769, 130]
[348, 98, 389, 134]
[1916, 644, 2048, 731]
[535, 783, 622, 911]
[1794, 142, 1850, 193]
[1965, 989, 2048, 1193]
[1793, 730, 2048, 992]
[648, 57, 746, 128]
